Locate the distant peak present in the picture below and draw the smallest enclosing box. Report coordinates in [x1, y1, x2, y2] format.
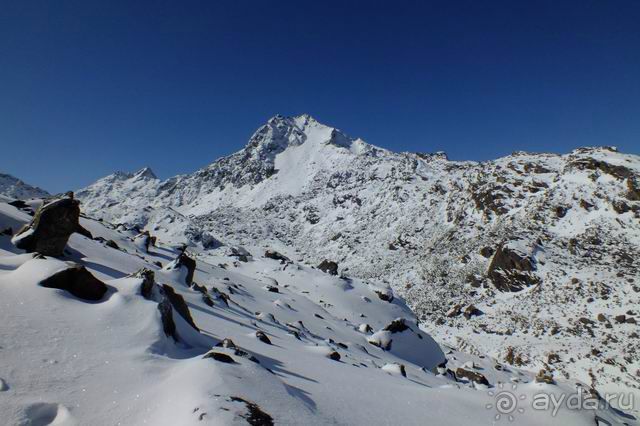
[133, 167, 157, 180]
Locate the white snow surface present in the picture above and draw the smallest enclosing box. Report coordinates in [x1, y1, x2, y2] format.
[0, 198, 634, 425]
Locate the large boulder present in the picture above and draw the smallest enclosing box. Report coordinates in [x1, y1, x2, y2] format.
[39, 264, 107, 301]
[163, 252, 196, 286]
[318, 260, 339, 275]
[12, 193, 82, 256]
[161, 284, 199, 331]
[487, 241, 539, 292]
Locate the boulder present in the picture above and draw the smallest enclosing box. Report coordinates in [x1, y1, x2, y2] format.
[255, 330, 272, 345]
[161, 284, 199, 331]
[129, 268, 155, 299]
[39, 264, 107, 301]
[318, 260, 339, 275]
[164, 252, 197, 286]
[264, 250, 290, 263]
[203, 351, 236, 364]
[455, 368, 489, 386]
[12, 194, 81, 256]
[327, 351, 341, 361]
[487, 242, 538, 292]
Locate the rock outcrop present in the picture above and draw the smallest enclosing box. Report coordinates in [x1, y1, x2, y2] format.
[12, 193, 82, 257]
[39, 264, 108, 301]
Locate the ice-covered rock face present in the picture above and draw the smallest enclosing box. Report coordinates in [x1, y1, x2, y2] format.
[75, 115, 640, 396]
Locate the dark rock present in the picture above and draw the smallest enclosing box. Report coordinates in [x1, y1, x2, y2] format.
[161, 284, 199, 331]
[555, 206, 569, 218]
[166, 252, 196, 286]
[228, 396, 274, 426]
[384, 318, 410, 333]
[328, 351, 341, 361]
[446, 304, 463, 317]
[75, 223, 93, 239]
[615, 315, 627, 324]
[255, 330, 272, 345]
[216, 338, 237, 349]
[134, 231, 151, 252]
[105, 239, 119, 249]
[264, 250, 290, 263]
[487, 243, 538, 292]
[265, 285, 279, 293]
[203, 351, 236, 364]
[318, 260, 339, 275]
[374, 289, 394, 302]
[0, 227, 12, 236]
[130, 268, 155, 299]
[535, 369, 555, 384]
[157, 297, 177, 341]
[455, 368, 489, 386]
[612, 200, 631, 214]
[39, 264, 107, 301]
[12, 194, 80, 256]
[463, 305, 483, 319]
[479, 247, 494, 258]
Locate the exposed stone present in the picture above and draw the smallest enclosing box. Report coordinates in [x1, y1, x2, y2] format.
[202, 351, 236, 364]
[12, 194, 81, 256]
[161, 284, 199, 331]
[463, 304, 483, 319]
[535, 369, 555, 384]
[383, 318, 410, 333]
[129, 268, 155, 299]
[318, 260, 339, 275]
[255, 330, 272, 345]
[487, 243, 538, 292]
[455, 368, 489, 386]
[328, 351, 341, 361]
[264, 250, 290, 263]
[479, 246, 494, 258]
[228, 396, 274, 426]
[39, 264, 107, 301]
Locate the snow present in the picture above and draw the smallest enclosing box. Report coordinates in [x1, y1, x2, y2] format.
[1, 115, 639, 424]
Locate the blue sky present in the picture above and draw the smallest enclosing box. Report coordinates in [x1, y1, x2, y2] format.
[1, 0, 639, 193]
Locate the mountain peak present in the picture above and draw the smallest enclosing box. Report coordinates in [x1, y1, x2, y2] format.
[133, 167, 157, 180]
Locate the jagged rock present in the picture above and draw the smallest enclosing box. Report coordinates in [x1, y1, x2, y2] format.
[358, 323, 373, 333]
[216, 338, 237, 349]
[0, 227, 12, 236]
[318, 260, 339, 275]
[487, 242, 538, 292]
[202, 351, 236, 364]
[228, 396, 274, 426]
[164, 252, 197, 286]
[39, 264, 108, 301]
[157, 297, 177, 340]
[374, 288, 394, 302]
[129, 268, 155, 299]
[555, 206, 569, 218]
[383, 318, 410, 333]
[229, 246, 251, 262]
[161, 284, 199, 331]
[446, 304, 462, 318]
[455, 368, 489, 386]
[265, 285, 279, 293]
[535, 369, 555, 384]
[105, 239, 119, 249]
[12, 194, 81, 256]
[255, 330, 272, 345]
[264, 250, 290, 263]
[463, 304, 482, 319]
[133, 231, 151, 252]
[615, 314, 627, 324]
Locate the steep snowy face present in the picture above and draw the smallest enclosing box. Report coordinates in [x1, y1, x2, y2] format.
[0, 173, 49, 200]
[76, 116, 640, 397]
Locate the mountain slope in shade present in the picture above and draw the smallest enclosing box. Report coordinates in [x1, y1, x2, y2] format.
[0, 172, 49, 200]
[76, 115, 640, 401]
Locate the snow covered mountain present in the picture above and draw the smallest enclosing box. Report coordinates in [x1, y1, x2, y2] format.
[73, 114, 640, 418]
[0, 194, 633, 425]
[0, 172, 49, 200]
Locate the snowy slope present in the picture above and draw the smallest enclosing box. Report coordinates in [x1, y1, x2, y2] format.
[0, 198, 633, 426]
[75, 114, 640, 408]
[0, 173, 49, 200]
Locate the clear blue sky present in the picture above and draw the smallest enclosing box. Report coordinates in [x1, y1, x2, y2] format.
[1, 1, 639, 193]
